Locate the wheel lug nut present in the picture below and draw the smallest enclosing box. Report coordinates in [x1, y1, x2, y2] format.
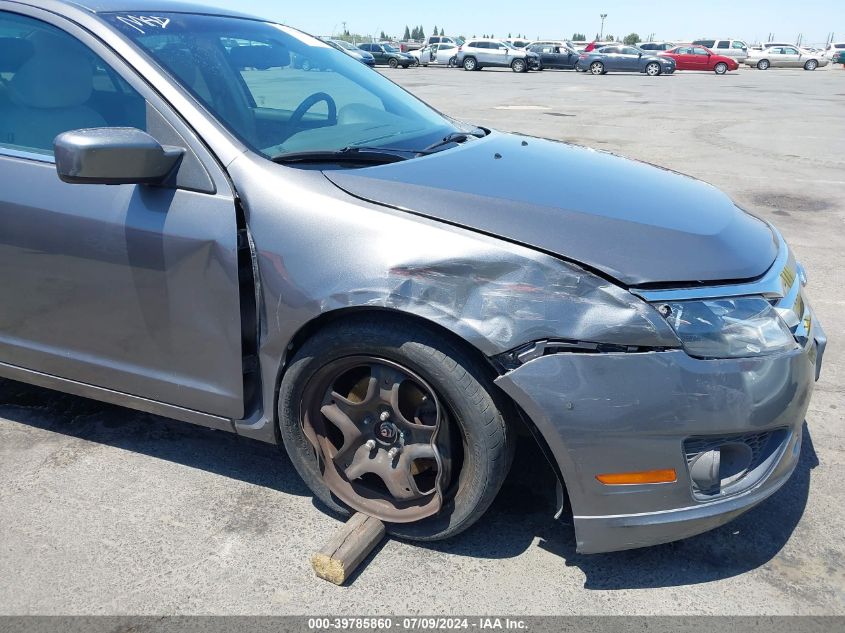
[365, 440, 376, 451]
[379, 410, 391, 422]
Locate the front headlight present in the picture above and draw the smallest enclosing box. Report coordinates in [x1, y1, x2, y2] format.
[655, 297, 797, 359]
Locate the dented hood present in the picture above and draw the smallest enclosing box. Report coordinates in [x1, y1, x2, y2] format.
[324, 132, 777, 286]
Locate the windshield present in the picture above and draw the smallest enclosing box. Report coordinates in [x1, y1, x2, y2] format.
[332, 39, 356, 51]
[104, 13, 459, 159]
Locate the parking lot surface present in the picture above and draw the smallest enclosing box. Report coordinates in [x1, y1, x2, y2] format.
[1, 66, 843, 615]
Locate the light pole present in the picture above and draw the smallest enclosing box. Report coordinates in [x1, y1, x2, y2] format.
[599, 13, 607, 41]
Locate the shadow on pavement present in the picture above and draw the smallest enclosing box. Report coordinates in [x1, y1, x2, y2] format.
[0, 378, 817, 589]
[0, 378, 311, 497]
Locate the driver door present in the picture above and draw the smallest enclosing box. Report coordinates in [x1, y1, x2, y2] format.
[619, 47, 642, 71]
[781, 46, 802, 67]
[0, 8, 245, 419]
[691, 47, 711, 70]
[488, 42, 509, 66]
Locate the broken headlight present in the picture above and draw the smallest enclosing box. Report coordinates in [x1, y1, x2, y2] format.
[655, 297, 797, 359]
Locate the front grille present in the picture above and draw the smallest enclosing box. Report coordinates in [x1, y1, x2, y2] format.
[685, 430, 774, 469]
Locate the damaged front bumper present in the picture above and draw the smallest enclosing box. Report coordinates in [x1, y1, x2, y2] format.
[494, 315, 825, 554]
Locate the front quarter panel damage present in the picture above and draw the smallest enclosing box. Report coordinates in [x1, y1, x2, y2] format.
[225, 154, 678, 440]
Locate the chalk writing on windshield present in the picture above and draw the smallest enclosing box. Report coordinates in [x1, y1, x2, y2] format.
[115, 15, 171, 35]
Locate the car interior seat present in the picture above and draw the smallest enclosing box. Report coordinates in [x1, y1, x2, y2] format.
[0, 31, 106, 152]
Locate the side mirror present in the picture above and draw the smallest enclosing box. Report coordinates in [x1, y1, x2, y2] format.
[54, 128, 184, 186]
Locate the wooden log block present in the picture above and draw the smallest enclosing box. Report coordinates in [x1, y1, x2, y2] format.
[311, 512, 386, 585]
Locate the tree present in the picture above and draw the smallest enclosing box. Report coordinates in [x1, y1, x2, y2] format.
[508, 32, 512, 38]
[403, 25, 411, 40]
[623, 33, 640, 45]
[419, 25, 425, 39]
[433, 25, 438, 38]
[440, 27, 445, 36]
[605, 34, 614, 41]
[572, 32, 586, 41]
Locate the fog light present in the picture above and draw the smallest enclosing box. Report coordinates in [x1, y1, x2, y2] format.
[689, 442, 753, 495]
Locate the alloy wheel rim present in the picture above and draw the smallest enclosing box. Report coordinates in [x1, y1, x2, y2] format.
[591, 62, 603, 74]
[300, 356, 454, 522]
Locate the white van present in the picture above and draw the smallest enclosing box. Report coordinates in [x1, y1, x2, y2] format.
[692, 39, 749, 62]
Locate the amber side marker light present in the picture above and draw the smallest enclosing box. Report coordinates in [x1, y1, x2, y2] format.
[596, 469, 677, 485]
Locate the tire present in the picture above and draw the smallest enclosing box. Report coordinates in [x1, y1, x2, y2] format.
[448, 56, 457, 67]
[278, 315, 515, 541]
[511, 58, 527, 73]
[462, 56, 478, 71]
[388, 58, 399, 69]
[804, 59, 818, 71]
[645, 61, 661, 76]
[589, 61, 604, 75]
[757, 59, 770, 70]
[714, 62, 728, 75]
[412, 59, 420, 67]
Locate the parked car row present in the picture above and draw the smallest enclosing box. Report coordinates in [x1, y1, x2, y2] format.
[320, 35, 833, 76]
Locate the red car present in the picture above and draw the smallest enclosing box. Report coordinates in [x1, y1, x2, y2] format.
[660, 45, 739, 74]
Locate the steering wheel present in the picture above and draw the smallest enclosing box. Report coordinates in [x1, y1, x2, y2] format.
[288, 92, 338, 130]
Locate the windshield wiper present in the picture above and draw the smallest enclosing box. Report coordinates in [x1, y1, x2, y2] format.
[420, 129, 486, 154]
[272, 128, 488, 165]
[271, 147, 411, 165]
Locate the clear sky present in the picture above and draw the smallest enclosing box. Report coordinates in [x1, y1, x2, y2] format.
[197, 0, 842, 46]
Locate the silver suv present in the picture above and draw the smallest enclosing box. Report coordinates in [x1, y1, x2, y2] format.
[456, 39, 537, 72]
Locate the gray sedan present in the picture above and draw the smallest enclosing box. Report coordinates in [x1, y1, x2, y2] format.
[0, 0, 824, 555]
[577, 45, 676, 75]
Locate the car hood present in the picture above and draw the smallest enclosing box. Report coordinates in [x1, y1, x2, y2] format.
[324, 132, 777, 286]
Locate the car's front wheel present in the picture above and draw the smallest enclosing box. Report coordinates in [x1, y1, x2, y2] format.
[589, 61, 605, 75]
[757, 59, 770, 70]
[511, 58, 527, 73]
[462, 56, 478, 71]
[714, 62, 728, 74]
[645, 61, 661, 76]
[278, 315, 515, 540]
[804, 59, 818, 70]
[388, 58, 399, 68]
